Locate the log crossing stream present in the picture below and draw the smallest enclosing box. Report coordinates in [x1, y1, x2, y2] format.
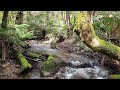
[25, 40, 109, 79]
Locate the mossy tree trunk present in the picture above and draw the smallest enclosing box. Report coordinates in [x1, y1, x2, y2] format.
[74, 11, 120, 60]
[1, 11, 9, 61]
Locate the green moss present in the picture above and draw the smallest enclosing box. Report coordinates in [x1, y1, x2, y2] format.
[75, 12, 87, 30]
[109, 74, 120, 79]
[75, 12, 96, 42]
[18, 51, 32, 70]
[98, 37, 120, 59]
[47, 55, 55, 61]
[41, 55, 55, 72]
[26, 51, 42, 58]
[74, 11, 120, 60]
[40, 55, 65, 77]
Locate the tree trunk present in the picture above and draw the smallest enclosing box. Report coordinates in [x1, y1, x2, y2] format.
[74, 11, 120, 61]
[15, 11, 24, 24]
[66, 11, 70, 38]
[1, 11, 9, 28]
[1, 11, 9, 61]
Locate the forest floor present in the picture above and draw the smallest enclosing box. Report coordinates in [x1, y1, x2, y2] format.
[0, 59, 21, 79]
[0, 38, 113, 79]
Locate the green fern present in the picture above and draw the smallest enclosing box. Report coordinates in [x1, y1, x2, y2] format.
[14, 24, 36, 40]
[0, 24, 36, 48]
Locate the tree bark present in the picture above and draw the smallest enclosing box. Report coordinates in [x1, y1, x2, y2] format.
[1, 11, 9, 28]
[1, 11, 9, 61]
[74, 11, 120, 60]
[15, 11, 24, 24]
[66, 11, 70, 38]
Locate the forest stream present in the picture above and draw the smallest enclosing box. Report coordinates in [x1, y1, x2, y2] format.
[24, 40, 109, 79]
[1, 11, 120, 79]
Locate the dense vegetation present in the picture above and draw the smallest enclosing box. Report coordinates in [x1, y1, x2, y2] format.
[0, 11, 120, 79]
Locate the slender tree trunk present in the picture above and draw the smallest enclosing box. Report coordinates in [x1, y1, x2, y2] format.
[74, 11, 120, 60]
[66, 11, 70, 38]
[15, 11, 24, 24]
[1, 11, 9, 61]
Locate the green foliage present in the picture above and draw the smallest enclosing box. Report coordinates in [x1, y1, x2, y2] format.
[8, 11, 18, 25]
[41, 55, 55, 73]
[26, 11, 67, 39]
[0, 24, 36, 48]
[92, 11, 120, 39]
[26, 12, 47, 31]
[14, 24, 36, 40]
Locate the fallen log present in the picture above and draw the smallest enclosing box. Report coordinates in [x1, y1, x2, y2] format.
[23, 50, 48, 62]
[24, 51, 42, 58]
[14, 47, 32, 71]
[109, 74, 120, 79]
[29, 47, 70, 61]
[40, 55, 65, 77]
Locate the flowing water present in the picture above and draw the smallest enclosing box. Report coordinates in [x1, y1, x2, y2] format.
[26, 40, 109, 79]
[54, 59, 108, 79]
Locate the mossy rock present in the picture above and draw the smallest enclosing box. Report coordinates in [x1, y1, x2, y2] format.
[40, 55, 65, 77]
[109, 74, 120, 79]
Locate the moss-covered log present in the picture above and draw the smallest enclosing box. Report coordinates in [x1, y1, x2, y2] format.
[24, 51, 47, 61]
[30, 47, 69, 61]
[14, 48, 32, 71]
[40, 55, 65, 77]
[109, 74, 120, 79]
[24, 51, 42, 58]
[74, 11, 120, 60]
[20, 36, 37, 41]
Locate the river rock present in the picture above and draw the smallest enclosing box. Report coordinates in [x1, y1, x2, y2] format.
[40, 55, 65, 77]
